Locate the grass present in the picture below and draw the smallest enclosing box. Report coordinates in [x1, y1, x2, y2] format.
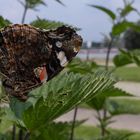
[111, 66, 140, 82]
[75, 125, 100, 140]
[75, 125, 140, 140]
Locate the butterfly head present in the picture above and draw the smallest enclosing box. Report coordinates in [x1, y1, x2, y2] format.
[47, 26, 83, 66]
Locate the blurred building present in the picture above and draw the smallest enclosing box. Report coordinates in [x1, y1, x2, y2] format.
[79, 41, 119, 60]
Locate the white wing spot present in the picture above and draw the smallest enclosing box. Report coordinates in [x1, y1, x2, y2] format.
[56, 41, 62, 48]
[57, 51, 68, 67]
[74, 47, 78, 53]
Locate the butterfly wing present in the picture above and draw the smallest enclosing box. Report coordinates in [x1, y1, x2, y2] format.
[0, 24, 82, 101]
[0, 24, 52, 100]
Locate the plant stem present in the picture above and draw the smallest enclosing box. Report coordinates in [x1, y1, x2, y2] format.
[21, 5, 28, 24]
[105, 36, 114, 70]
[99, 35, 114, 137]
[86, 47, 90, 60]
[101, 108, 107, 137]
[24, 132, 30, 140]
[97, 110, 105, 137]
[12, 125, 16, 140]
[18, 129, 23, 140]
[69, 106, 78, 140]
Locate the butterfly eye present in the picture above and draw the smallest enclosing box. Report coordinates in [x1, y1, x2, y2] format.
[56, 41, 62, 48]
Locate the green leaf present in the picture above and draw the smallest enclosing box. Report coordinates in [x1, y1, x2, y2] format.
[112, 21, 140, 36]
[31, 122, 70, 140]
[0, 16, 11, 29]
[133, 55, 140, 66]
[25, 0, 46, 9]
[87, 87, 132, 111]
[10, 98, 31, 119]
[30, 18, 80, 31]
[106, 97, 140, 115]
[113, 49, 140, 67]
[30, 18, 66, 30]
[22, 71, 115, 131]
[67, 58, 98, 74]
[30, 121, 83, 140]
[0, 134, 10, 140]
[131, 49, 140, 66]
[54, 0, 65, 6]
[88, 5, 116, 20]
[112, 21, 134, 35]
[113, 50, 133, 67]
[0, 107, 13, 134]
[18, 0, 65, 10]
[120, 4, 135, 17]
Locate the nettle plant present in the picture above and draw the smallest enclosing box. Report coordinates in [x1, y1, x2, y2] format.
[0, 1, 116, 140]
[1, 0, 140, 140]
[82, 0, 140, 139]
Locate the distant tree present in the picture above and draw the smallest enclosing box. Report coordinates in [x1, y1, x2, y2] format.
[123, 21, 140, 50]
[102, 35, 120, 48]
[18, 0, 64, 23]
[91, 41, 101, 48]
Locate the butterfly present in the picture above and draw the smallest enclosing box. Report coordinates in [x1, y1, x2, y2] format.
[0, 24, 82, 101]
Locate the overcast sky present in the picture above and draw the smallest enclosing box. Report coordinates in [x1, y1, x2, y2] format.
[0, 0, 140, 42]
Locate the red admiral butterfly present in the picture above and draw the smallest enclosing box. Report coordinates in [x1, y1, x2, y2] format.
[0, 24, 82, 101]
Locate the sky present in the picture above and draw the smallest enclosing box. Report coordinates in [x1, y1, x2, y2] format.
[0, 0, 140, 42]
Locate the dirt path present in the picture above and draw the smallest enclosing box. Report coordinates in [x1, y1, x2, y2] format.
[57, 81, 140, 132]
[115, 81, 140, 97]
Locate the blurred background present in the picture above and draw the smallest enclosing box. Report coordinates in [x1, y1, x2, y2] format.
[1, 0, 140, 140]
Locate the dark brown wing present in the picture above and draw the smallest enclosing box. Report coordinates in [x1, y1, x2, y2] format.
[0, 24, 51, 100]
[0, 24, 82, 101]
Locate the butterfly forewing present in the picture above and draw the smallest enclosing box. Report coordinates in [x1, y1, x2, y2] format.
[0, 24, 82, 101]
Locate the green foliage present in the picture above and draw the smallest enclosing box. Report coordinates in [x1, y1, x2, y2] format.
[31, 18, 66, 30]
[112, 21, 133, 36]
[0, 134, 10, 140]
[113, 66, 140, 81]
[87, 1, 140, 140]
[113, 49, 133, 67]
[75, 125, 137, 140]
[18, 0, 64, 9]
[88, 5, 116, 20]
[113, 49, 140, 67]
[1, 0, 140, 139]
[0, 16, 11, 29]
[67, 58, 98, 74]
[87, 87, 132, 111]
[112, 21, 140, 36]
[106, 97, 140, 115]
[89, 1, 140, 37]
[30, 122, 73, 140]
[18, 0, 46, 10]
[30, 120, 85, 140]
[19, 0, 65, 23]
[0, 107, 13, 134]
[120, 3, 136, 17]
[30, 18, 80, 31]
[53, 0, 65, 6]
[8, 71, 115, 131]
